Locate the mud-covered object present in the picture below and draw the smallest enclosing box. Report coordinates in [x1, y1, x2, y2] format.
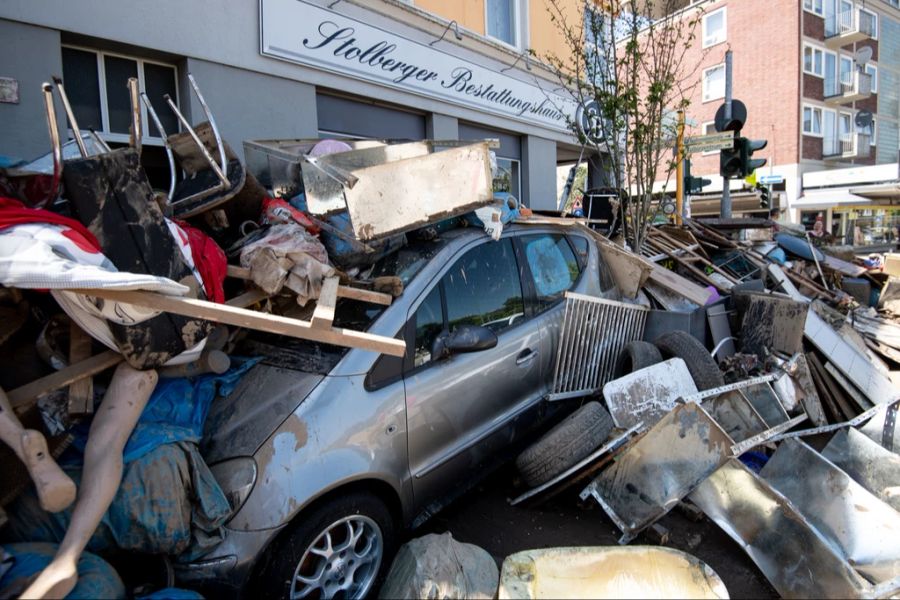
[62, 148, 212, 368]
[0, 542, 125, 599]
[378, 533, 498, 599]
[3, 442, 230, 562]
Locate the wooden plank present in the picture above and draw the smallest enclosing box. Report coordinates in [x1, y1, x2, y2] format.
[311, 277, 339, 329]
[67, 322, 94, 415]
[647, 262, 713, 306]
[68, 288, 407, 357]
[227, 289, 270, 308]
[227, 265, 392, 306]
[226, 265, 252, 279]
[805, 353, 845, 423]
[824, 362, 872, 412]
[8, 351, 123, 412]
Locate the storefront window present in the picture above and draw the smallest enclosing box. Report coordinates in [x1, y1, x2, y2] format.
[494, 157, 521, 199]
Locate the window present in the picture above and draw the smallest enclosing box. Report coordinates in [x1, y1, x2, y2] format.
[486, 0, 518, 47]
[839, 112, 852, 140]
[803, 45, 824, 77]
[702, 64, 725, 102]
[444, 239, 524, 334]
[861, 116, 876, 145]
[839, 55, 854, 86]
[61, 46, 178, 144]
[804, 0, 824, 15]
[803, 105, 823, 136]
[702, 7, 727, 48]
[860, 8, 878, 38]
[866, 63, 878, 93]
[701, 121, 718, 155]
[521, 234, 580, 312]
[493, 157, 521, 199]
[414, 286, 444, 368]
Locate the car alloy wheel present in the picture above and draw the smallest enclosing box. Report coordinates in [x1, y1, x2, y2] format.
[290, 515, 383, 599]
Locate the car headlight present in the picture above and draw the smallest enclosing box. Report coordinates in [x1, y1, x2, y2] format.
[209, 457, 258, 515]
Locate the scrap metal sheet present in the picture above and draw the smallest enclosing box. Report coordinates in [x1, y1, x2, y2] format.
[603, 358, 697, 429]
[700, 390, 769, 443]
[822, 428, 900, 513]
[689, 460, 871, 599]
[760, 438, 900, 584]
[581, 403, 732, 543]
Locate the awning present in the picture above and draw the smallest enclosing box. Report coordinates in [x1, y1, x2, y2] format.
[688, 192, 766, 217]
[794, 188, 870, 208]
[849, 182, 900, 201]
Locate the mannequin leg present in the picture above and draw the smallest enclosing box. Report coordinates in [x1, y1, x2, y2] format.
[21, 364, 157, 600]
[0, 388, 76, 513]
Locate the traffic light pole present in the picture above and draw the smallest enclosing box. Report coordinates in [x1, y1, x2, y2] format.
[675, 109, 685, 225]
[722, 50, 733, 218]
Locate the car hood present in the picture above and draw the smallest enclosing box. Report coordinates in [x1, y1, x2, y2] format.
[202, 364, 324, 464]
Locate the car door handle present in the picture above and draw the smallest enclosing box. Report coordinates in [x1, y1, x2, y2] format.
[516, 349, 538, 366]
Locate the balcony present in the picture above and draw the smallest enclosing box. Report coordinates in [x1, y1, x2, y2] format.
[825, 70, 873, 104]
[823, 133, 870, 161]
[825, 7, 876, 48]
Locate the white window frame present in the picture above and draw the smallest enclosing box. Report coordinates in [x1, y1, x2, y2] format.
[702, 63, 726, 102]
[803, 0, 824, 15]
[865, 116, 877, 146]
[702, 7, 727, 48]
[803, 44, 825, 77]
[865, 63, 878, 93]
[839, 54, 854, 86]
[61, 44, 179, 146]
[803, 104, 824, 137]
[701, 121, 718, 156]
[860, 7, 878, 38]
[484, 0, 524, 50]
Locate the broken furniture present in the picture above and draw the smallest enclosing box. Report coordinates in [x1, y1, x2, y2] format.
[497, 546, 729, 599]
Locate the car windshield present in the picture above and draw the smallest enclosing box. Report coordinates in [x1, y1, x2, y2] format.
[237, 234, 448, 372]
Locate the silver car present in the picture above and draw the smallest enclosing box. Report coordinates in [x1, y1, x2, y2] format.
[176, 224, 617, 598]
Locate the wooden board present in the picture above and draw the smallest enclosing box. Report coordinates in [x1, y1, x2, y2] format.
[67, 322, 94, 415]
[311, 277, 338, 329]
[67, 288, 407, 357]
[226, 265, 392, 306]
[8, 351, 123, 412]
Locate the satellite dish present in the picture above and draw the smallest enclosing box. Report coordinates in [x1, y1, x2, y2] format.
[855, 46, 873, 66]
[856, 110, 873, 129]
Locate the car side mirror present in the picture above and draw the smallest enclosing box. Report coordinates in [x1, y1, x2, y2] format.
[432, 325, 498, 359]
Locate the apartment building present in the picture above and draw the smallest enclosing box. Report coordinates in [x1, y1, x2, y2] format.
[667, 0, 900, 242]
[0, 0, 591, 210]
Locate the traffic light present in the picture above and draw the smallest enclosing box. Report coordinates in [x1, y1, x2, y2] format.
[720, 138, 743, 179]
[756, 184, 771, 208]
[740, 138, 768, 177]
[684, 159, 712, 194]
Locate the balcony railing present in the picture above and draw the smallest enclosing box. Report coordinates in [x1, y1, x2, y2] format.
[824, 71, 873, 103]
[825, 7, 876, 45]
[823, 133, 870, 160]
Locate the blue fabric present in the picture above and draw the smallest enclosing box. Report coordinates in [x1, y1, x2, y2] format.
[738, 451, 770, 473]
[524, 236, 573, 297]
[67, 357, 260, 464]
[0, 543, 125, 599]
[138, 588, 205, 600]
[766, 247, 787, 265]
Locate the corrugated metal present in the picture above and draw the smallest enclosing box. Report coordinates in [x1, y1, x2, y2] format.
[877, 16, 900, 165]
[549, 291, 648, 401]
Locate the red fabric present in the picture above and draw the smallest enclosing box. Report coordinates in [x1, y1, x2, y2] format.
[0, 196, 101, 251]
[260, 197, 320, 235]
[173, 220, 227, 303]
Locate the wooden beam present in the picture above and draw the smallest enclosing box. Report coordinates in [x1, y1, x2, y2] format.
[227, 265, 392, 306]
[68, 288, 407, 357]
[226, 289, 269, 308]
[9, 351, 123, 412]
[311, 277, 338, 329]
[67, 322, 94, 415]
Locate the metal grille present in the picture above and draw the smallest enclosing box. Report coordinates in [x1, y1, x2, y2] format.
[549, 291, 649, 401]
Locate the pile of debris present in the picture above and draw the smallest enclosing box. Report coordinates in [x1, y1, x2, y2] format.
[506, 214, 900, 598]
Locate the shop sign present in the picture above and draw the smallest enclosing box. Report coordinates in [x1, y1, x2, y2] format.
[260, 0, 575, 132]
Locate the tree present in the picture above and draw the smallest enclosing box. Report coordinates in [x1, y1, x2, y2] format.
[542, 0, 704, 250]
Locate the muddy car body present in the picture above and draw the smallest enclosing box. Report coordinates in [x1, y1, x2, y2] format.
[177, 224, 618, 598]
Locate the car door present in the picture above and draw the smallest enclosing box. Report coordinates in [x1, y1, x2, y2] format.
[403, 237, 543, 509]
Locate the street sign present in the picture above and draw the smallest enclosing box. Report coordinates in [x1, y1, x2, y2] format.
[684, 131, 734, 154]
[758, 174, 784, 185]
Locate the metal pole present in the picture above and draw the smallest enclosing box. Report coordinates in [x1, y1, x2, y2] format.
[675, 109, 685, 225]
[722, 50, 733, 218]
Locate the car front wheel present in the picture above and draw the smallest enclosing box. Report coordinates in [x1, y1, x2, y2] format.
[255, 491, 396, 599]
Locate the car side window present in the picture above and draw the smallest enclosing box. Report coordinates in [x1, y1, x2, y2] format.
[444, 239, 525, 335]
[569, 233, 615, 292]
[521, 234, 580, 311]
[413, 286, 444, 368]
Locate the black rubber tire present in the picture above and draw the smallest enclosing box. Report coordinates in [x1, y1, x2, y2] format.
[515, 401, 614, 488]
[252, 491, 396, 600]
[614, 340, 664, 377]
[654, 330, 725, 391]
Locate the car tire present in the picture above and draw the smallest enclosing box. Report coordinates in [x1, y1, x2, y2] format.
[654, 331, 724, 391]
[515, 401, 614, 488]
[253, 491, 396, 600]
[614, 340, 664, 377]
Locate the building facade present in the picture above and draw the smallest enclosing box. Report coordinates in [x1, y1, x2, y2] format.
[664, 0, 900, 241]
[0, 0, 592, 211]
